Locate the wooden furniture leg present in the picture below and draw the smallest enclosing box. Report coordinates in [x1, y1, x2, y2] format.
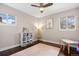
[68, 44, 70, 55]
[63, 45, 65, 51]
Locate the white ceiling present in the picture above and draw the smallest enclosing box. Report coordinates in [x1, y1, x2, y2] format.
[3, 3, 79, 18]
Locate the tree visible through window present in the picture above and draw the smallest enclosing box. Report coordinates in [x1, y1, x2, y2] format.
[60, 16, 76, 31]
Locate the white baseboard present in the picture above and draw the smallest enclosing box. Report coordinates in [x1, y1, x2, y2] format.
[0, 44, 20, 52]
[41, 39, 60, 45]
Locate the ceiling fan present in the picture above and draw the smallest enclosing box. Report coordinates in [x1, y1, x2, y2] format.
[31, 3, 53, 13]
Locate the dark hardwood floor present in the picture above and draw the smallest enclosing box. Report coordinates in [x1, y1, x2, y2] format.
[0, 46, 24, 56]
[0, 40, 79, 56]
[0, 41, 39, 56]
[63, 46, 79, 56]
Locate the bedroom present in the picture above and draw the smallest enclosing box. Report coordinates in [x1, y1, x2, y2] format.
[0, 3, 79, 56]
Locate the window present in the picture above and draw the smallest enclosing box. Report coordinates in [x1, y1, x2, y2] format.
[0, 13, 16, 26]
[59, 16, 76, 31]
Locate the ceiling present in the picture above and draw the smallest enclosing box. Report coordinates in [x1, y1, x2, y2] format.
[3, 3, 79, 18]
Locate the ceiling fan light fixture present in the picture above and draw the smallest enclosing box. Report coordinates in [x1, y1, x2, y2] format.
[40, 7, 44, 13]
[31, 3, 53, 13]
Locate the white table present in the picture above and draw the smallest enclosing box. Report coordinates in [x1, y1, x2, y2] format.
[60, 39, 78, 54]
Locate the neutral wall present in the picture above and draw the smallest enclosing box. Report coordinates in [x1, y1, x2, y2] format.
[40, 8, 79, 44]
[0, 4, 37, 50]
[0, 4, 79, 51]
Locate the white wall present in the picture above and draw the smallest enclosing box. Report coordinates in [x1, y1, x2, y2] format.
[40, 8, 79, 44]
[0, 4, 79, 51]
[0, 4, 38, 51]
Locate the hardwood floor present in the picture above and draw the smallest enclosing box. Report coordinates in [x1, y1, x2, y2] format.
[0, 41, 39, 56]
[63, 46, 79, 56]
[0, 40, 79, 56]
[11, 43, 60, 56]
[0, 46, 24, 56]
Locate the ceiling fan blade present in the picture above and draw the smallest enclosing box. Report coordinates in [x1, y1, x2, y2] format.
[43, 3, 53, 7]
[31, 5, 40, 8]
[40, 3, 43, 6]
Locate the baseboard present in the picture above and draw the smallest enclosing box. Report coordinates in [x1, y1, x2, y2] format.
[38, 39, 60, 48]
[0, 44, 20, 52]
[40, 39, 60, 45]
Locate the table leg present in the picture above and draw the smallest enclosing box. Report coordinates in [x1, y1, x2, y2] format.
[68, 44, 70, 54]
[63, 45, 65, 51]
